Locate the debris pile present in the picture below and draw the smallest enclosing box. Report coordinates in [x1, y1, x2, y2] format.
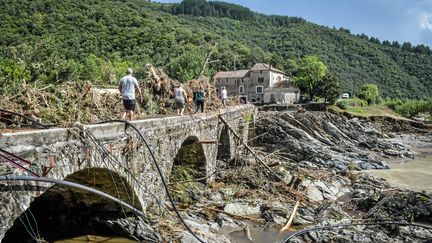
[0, 64, 239, 128]
[0, 81, 118, 127]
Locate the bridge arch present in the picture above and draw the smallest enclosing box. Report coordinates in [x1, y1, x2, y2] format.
[2, 168, 140, 243]
[217, 125, 231, 160]
[172, 136, 207, 181]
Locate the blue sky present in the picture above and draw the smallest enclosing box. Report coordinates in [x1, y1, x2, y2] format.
[157, 0, 432, 47]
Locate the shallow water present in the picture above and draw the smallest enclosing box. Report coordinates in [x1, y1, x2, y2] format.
[229, 225, 292, 243]
[55, 235, 138, 243]
[369, 156, 432, 193]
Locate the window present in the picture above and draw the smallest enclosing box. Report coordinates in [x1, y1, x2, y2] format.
[226, 78, 228, 83]
[256, 86, 263, 94]
[217, 79, 220, 83]
[241, 78, 244, 82]
[260, 70, 263, 74]
[239, 86, 244, 94]
[258, 77, 264, 83]
[236, 79, 240, 85]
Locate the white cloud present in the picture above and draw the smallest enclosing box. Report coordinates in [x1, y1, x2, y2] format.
[419, 11, 432, 31]
[401, 2, 432, 45]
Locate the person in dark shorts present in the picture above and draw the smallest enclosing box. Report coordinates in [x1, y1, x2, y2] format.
[195, 85, 205, 113]
[119, 68, 142, 121]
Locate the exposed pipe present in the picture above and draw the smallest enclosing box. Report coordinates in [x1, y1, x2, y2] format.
[0, 108, 52, 129]
[0, 175, 145, 217]
[0, 148, 40, 177]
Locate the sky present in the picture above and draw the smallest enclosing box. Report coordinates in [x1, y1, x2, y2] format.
[156, 0, 432, 47]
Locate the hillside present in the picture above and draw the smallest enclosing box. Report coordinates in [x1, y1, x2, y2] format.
[0, 0, 431, 98]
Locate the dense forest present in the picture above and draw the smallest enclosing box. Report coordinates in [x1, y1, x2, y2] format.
[0, 0, 431, 98]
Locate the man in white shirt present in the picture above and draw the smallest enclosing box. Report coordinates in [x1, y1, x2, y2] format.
[118, 68, 142, 121]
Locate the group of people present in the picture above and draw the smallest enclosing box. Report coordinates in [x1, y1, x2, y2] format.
[118, 68, 228, 120]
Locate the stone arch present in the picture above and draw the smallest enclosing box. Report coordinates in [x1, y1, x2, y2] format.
[2, 168, 141, 243]
[217, 125, 231, 160]
[172, 136, 207, 180]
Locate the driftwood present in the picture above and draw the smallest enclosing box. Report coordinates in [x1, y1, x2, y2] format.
[198, 43, 218, 79]
[219, 116, 285, 182]
[244, 225, 254, 241]
[280, 200, 300, 232]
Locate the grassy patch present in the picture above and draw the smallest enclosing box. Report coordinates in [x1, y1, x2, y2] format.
[169, 165, 205, 205]
[330, 100, 404, 119]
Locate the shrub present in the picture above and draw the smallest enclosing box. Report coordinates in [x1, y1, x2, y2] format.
[395, 100, 423, 118]
[376, 96, 384, 105]
[385, 99, 403, 110]
[348, 98, 368, 107]
[335, 100, 348, 110]
[426, 98, 432, 115]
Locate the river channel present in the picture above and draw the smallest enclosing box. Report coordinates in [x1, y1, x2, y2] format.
[369, 154, 432, 193]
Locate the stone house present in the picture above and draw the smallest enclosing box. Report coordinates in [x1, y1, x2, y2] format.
[213, 63, 300, 104]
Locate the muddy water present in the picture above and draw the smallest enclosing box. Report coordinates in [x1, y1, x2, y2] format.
[228, 221, 298, 243]
[55, 235, 138, 242]
[229, 225, 292, 243]
[369, 156, 432, 193]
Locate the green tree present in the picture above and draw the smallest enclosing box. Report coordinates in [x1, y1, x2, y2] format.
[317, 73, 340, 104]
[358, 83, 379, 105]
[294, 55, 327, 101]
[167, 48, 205, 82]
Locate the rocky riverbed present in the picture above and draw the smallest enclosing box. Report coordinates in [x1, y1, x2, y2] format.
[114, 110, 432, 242]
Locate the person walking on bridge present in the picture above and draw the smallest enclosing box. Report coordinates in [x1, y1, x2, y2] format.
[174, 83, 187, 116]
[119, 68, 142, 121]
[221, 86, 228, 107]
[195, 85, 205, 113]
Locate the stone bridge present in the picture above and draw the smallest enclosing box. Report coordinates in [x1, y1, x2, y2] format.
[0, 104, 256, 241]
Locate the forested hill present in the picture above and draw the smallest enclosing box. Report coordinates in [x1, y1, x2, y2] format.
[1, 0, 431, 98]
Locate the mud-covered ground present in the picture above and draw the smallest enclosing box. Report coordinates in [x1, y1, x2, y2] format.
[133, 110, 432, 242]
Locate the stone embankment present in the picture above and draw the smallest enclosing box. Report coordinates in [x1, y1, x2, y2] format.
[255, 111, 416, 170]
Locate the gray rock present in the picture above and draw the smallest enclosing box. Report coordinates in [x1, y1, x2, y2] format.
[208, 192, 223, 202]
[353, 234, 372, 242]
[272, 214, 287, 225]
[215, 213, 239, 229]
[220, 188, 235, 199]
[179, 217, 231, 243]
[294, 214, 315, 225]
[305, 185, 324, 202]
[384, 149, 401, 156]
[224, 202, 261, 216]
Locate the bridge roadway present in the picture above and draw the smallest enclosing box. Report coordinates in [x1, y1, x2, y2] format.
[0, 104, 256, 240]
